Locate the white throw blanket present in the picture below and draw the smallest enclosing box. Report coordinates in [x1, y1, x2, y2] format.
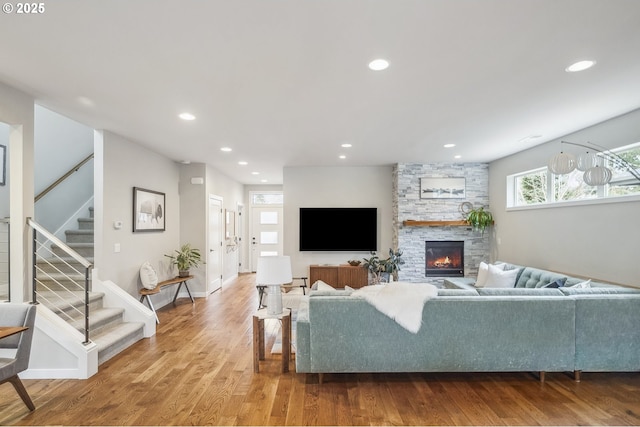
[351, 282, 438, 333]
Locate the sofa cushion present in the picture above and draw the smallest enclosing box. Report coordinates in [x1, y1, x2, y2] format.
[476, 261, 505, 287]
[437, 289, 479, 297]
[514, 267, 567, 288]
[484, 264, 519, 288]
[560, 286, 640, 296]
[477, 288, 565, 297]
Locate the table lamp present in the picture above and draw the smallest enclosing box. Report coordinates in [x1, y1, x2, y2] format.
[256, 256, 292, 315]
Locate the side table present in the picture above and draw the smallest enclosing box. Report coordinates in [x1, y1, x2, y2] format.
[252, 308, 291, 373]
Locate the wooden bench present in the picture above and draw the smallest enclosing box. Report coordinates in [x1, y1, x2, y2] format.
[139, 275, 194, 324]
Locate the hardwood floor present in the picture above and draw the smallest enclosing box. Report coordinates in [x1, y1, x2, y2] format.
[2, 273, 640, 426]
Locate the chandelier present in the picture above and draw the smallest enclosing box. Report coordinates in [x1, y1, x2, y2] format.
[548, 141, 640, 186]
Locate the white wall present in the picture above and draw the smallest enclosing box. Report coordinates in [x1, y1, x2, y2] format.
[489, 108, 640, 287]
[95, 130, 180, 299]
[283, 166, 393, 277]
[34, 105, 93, 233]
[0, 81, 35, 302]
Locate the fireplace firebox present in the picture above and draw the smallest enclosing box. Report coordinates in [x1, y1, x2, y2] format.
[425, 241, 464, 277]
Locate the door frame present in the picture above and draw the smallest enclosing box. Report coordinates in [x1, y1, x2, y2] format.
[207, 194, 224, 294]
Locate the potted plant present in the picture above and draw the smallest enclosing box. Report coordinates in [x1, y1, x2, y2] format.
[165, 243, 203, 277]
[465, 206, 493, 235]
[363, 248, 404, 284]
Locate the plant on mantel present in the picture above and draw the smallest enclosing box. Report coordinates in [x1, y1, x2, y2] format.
[464, 206, 493, 235]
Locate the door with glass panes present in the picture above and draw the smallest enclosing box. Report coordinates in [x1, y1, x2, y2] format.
[250, 193, 283, 271]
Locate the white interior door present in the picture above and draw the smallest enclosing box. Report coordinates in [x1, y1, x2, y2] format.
[208, 195, 223, 293]
[250, 206, 284, 271]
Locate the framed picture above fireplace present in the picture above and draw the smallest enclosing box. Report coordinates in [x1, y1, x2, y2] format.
[420, 177, 465, 199]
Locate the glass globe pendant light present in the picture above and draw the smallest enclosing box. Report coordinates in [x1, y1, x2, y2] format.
[583, 165, 612, 186]
[548, 152, 576, 175]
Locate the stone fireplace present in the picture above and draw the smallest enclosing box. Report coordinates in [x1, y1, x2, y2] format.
[425, 241, 464, 277]
[393, 162, 490, 285]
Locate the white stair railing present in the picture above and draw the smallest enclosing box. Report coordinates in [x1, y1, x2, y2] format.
[27, 217, 93, 345]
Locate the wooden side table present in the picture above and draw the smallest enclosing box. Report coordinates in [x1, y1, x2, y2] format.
[252, 308, 291, 373]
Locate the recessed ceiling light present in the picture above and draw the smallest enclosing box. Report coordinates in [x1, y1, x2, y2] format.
[261, 179, 268, 183]
[339, 155, 346, 159]
[238, 161, 248, 166]
[444, 144, 456, 148]
[179, 112, 196, 121]
[368, 59, 389, 71]
[251, 171, 260, 175]
[454, 155, 462, 159]
[179, 160, 191, 165]
[341, 143, 353, 148]
[565, 60, 596, 72]
[220, 147, 232, 152]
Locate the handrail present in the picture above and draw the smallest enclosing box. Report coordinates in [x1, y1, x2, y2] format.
[27, 218, 92, 269]
[27, 217, 93, 344]
[35, 153, 94, 203]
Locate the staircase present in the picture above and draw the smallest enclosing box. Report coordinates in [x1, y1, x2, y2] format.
[36, 207, 146, 365]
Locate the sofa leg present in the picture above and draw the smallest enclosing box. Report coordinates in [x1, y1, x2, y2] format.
[318, 373, 324, 384]
[538, 371, 546, 382]
[574, 370, 581, 382]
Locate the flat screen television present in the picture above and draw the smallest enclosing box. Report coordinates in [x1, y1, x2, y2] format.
[299, 207, 377, 251]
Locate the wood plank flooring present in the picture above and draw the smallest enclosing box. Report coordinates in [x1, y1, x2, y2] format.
[2, 273, 640, 425]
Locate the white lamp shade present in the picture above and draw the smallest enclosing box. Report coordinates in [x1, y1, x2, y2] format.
[256, 256, 293, 285]
[548, 152, 577, 175]
[583, 166, 613, 186]
[576, 152, 597, 172]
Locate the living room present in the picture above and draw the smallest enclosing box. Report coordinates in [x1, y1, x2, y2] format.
[1, 1, 640, 424]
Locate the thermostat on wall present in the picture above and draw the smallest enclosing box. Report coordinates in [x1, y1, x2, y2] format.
[113, 220, 123, 229]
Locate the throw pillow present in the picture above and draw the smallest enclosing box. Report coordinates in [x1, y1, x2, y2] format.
[484, 263, 519, 288]
[543, 278, 567, 288]
[140, 261, 158, 290]
[475, 261, 505, 287]
[568, 279, 592, 288]
[311, 280, 335, 291]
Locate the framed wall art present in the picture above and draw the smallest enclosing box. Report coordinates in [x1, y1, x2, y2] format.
[420, 177, 466, 199]
[133, 187, 165, 232]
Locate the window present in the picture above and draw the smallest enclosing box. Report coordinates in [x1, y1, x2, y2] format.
[251, 192, 283, 205]
[508, 142, 640, 208]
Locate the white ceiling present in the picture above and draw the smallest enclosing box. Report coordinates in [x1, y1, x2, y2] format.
[1, 0, 640, 184]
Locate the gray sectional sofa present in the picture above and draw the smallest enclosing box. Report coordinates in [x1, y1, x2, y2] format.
[295, 274, 640, 382]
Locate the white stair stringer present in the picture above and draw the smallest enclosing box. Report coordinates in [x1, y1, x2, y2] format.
[19, 303, 99, 379]
[91, 270, 156, 340]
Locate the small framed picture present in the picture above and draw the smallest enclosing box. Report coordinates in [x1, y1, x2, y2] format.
[420, 177, 466, 199]
[133, 187, 165, 232]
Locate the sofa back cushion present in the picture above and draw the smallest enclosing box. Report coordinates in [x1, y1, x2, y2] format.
[514, 267, 568, 288]
[477, 288, 565, 297]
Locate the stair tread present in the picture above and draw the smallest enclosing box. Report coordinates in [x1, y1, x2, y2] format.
[65, 230, 94, 235]
[93, 322, 145, 351]
[69, 307, 124, 329]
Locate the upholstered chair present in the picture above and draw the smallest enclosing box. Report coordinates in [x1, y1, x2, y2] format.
[0, 304, 37, 411]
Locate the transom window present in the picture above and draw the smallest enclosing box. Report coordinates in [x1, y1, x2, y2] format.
[508, 142, 640, 208]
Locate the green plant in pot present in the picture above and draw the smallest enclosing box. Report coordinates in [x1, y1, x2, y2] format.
[465, 206, 493, 235]
[363, 248, 404, 284]
[165, 243, 202, 277]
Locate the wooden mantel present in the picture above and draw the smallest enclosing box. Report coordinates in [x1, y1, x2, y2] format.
[403, 220, 495, 227]
[403, 220, 473, 227]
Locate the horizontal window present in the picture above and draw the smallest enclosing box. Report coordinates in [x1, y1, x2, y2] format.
[507, 142, 640, 208]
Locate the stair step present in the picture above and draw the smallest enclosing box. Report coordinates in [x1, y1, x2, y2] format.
[36, 257, 94, 274]
[68, 307, 124, 335]
[52, 242, 94, 258]
[38, 291, 105, 319]
[94, 322, 145, 365]
[77, 218, 94, 230]
[65, 229, 94, 244]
